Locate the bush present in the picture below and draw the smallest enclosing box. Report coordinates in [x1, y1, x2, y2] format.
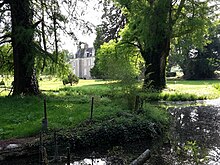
[62, 73, 79, 86]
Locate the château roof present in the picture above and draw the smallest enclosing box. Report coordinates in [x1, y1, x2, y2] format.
[75, 43, 94, 58]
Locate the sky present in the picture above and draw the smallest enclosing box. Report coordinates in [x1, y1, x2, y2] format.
[61, 2, 103, 53]
[60, 1, 220, 54]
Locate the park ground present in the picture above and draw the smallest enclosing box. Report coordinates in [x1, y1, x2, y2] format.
[0, 78, 220, 152]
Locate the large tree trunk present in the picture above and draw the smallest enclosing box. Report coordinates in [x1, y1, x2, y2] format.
[142, 0, 172, 89]
[143, 39, 170, 89]
[10, 0, 40, 95]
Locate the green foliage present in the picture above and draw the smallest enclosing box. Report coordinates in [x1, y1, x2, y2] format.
[74, 114, 166, 148]
[172, 1, 212, 50]
[110, 0, 216, 88]
[181, 141, 209, 164]
[169, 23, 220, 80]
[94, 40, 144, 110]
[35, 50, 72, 79]
[93, 4, 125, 51]
[95, 40, 143, 83]
[183, 58, 216, 80]
[0, 44, 13, 75]
[62, 73, 79, 86]
[213, 83, 220, 91]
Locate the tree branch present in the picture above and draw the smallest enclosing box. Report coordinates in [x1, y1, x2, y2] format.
[134, 37, 144, 54]
[0, 8, 10, 13]
[0, 34, 11, 39]
[33, 42, 55, 62]
[173, 0, 186, 24]
[32, 19, 42, 29]
[172, 28, 195, 38]
[121, 41, 139, 48]
[130, 149, 150, 165]
[120, 40, 144, 54]
[172, 0, 178, 6]
[0, 39, 11, 45]
[0, 2, 5, 8]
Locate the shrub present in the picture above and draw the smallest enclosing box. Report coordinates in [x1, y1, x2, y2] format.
[62, 73, 79, 86]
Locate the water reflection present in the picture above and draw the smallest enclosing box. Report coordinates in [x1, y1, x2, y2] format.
[167, 105, 220, 164]
[70, 105, 220, 164]
[71, 158, 106, 165]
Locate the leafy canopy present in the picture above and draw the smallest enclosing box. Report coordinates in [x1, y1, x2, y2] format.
[96, 39, 144, 83]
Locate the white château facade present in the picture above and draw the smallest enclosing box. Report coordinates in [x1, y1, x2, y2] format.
[69, 43, 95, 79]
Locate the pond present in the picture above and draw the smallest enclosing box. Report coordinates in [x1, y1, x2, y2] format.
[2, 100, 220, 165]
[146, 103, 220, 165]
[71, 101, 220, 165]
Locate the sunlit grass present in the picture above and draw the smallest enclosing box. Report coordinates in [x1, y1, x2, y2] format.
[1, 78, 220, 140]
[39, 78, 112, 91]
[0, 78, 168, 140]
[1, 78, 220, 99]
[39, 77, 63, 91]
[0, 94, 121, 139]
[165, 80, 220, 99]
[0, 78, 111, 96]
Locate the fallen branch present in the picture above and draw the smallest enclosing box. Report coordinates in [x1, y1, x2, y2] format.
[130, 149, 150, 165]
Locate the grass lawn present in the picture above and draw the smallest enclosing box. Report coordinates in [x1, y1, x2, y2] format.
[164, 79, 220, 100]
[0, 78, 220, 140]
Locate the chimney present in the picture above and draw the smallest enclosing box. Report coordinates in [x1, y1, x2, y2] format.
[84, 43, 88, 49]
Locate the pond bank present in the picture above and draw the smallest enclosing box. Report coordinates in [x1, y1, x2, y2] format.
[66, 103, 220, 165]
[0, 113, 167, 164]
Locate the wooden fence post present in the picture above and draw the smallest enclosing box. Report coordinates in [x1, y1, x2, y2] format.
[67, 147, 70, 165]
[39, 131, 43, 165]
[42, 97, 48, 131]
[90, 97, 94, 121]
[54, 132, 58, 162]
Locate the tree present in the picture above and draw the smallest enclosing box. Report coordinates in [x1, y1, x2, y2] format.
[169, 24, 220, 79]
[112, 0, 219, 89]
[0, 0, 92, 95]
[9, 0, 40, 95]
[96, 39, 144, 110]
[95, 40, 143, 82]
[0, 44, 13, 75]
[91, 2, 126, 78]
[35, 50, 72, 79]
